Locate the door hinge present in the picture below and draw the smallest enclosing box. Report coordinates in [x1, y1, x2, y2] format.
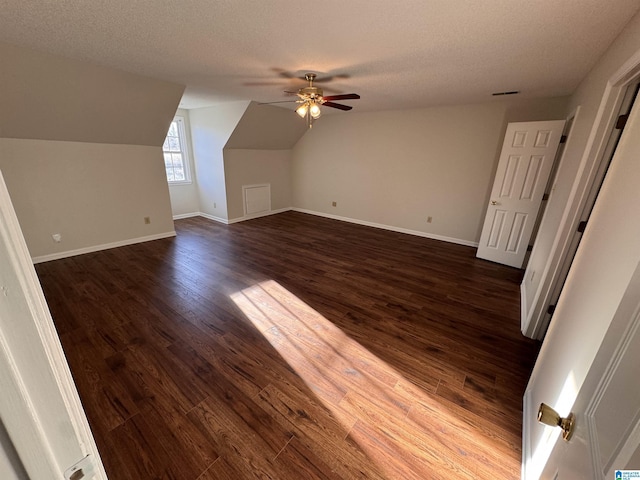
[616, 114, 629, 130]
[542, 193, 549, 201]
[560, 134, 568, 144]
[527, 245, 533, 252]
[547, 304, 556, 316]
[577, 220, 588, 233]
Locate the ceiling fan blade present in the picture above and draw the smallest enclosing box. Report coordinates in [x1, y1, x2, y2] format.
[273, 68, 297, 79]
[323, 102, 353, 111]
[322, 93, 360, 101]
[314, 74, 350, 83]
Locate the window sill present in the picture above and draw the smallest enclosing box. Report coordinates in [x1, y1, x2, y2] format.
[168, 180, 193, 186]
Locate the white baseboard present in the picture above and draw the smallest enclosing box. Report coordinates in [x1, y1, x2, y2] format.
[197, 212, 230, 224]
[175, 207, 478, 248]
[227, 207, 292, 224]
[183, 208, 293, 225]
[291, 208, 479, 247]
[32, 231, 177, 264]
[32, 208, 476, 263]
[172, 212, 200, 220]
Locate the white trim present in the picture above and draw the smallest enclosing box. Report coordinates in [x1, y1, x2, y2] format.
[522, 389, 532, 480]
[242, 183, 271, 217]
[292, 208, 479, 247]
[611, 47, 640, 86]
[0, 170, 108, 479]
[0, 325, 59, 479]
[521, 283, 529, 334]
[198, 212, 230, 224]
[526, 56, 640, 340]
[0, 182, 59, 477]
[228, 207, 291, 224]
[522, 107, 582, 338]
[187, 208, 293, 225]
[172, 212, 200, 220]
[164, 115, 192, 185]
[32, 231, 176, 264]
[177, 208, 479, 247]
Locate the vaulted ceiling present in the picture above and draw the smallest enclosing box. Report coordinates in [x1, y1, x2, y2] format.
[1, 1, 639, 111]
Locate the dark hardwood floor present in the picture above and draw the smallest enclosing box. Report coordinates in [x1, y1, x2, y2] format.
[36, 212, 540, 479]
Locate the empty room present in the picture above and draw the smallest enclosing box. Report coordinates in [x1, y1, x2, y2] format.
[2, 2, 640, 479]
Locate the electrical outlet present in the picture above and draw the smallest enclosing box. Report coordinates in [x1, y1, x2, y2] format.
[332, 201, 337, 207]
[427, 216, 433, 223]
[214, 203, 217, 209]
[144, 217, 151, 225]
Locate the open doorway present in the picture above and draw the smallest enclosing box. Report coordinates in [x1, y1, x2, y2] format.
[538, 80, 640, 338]
[523, 115, 576, 269]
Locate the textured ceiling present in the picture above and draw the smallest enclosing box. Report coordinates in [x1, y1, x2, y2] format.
[1, 1, 639, 112]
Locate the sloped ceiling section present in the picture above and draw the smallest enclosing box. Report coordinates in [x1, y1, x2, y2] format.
[0, 42, 184, 146]
[224, 102, 309, 150]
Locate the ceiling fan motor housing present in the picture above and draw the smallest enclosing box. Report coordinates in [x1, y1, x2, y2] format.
[299, 86, 324, 99]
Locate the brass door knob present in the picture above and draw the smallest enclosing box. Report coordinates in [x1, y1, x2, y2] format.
[537, 403, 575, 441]
[491, 200, 499, 205]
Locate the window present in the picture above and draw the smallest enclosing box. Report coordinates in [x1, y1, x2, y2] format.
[163, 116, 191, 184]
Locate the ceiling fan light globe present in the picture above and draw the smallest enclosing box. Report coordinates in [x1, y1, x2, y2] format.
[310, 103, 322, 118]
[296, 104, 308, 118]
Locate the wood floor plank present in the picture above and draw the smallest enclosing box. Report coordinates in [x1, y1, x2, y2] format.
[407, 396, 521, 478]
[273, 437, 344, 480]
[348, 418, 477, 480]
[36, 212, 540, 479]
[187, 396, 294, 480]
[100, 413, 185, 480]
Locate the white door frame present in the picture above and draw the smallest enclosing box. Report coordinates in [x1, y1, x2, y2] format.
[0, 171, 107, 480]
[523, 49, 640, 340]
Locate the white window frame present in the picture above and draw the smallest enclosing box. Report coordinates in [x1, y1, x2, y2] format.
[163, 116, 192, 185]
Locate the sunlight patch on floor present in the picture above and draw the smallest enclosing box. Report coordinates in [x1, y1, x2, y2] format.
[230, 279, 517, 478]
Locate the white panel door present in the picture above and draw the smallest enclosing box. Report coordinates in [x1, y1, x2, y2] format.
[0, 171, 107, 480]
[538, 261, 640, 479]
[477, 120, 565, 268]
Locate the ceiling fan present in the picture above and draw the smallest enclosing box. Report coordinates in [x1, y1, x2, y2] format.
[262, 73, 360, 128]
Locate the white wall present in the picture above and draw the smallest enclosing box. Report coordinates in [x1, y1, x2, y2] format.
[0, 42, 183, 261]
[0, 139, 176, 260]
[225, 102, 308, 150]
[523, 11, 640, 333]
[167, 108, 200, 217]
[291, 98, 567, 245]
[189, 102, 249, 220]
[224, 149, 292, 220]
[189, 102, 307, 222]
